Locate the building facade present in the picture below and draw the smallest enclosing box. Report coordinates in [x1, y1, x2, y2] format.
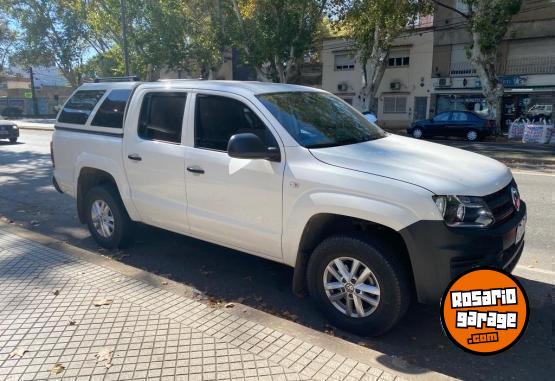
[321, 17, 434, 129]
[431, 0, 555, 129]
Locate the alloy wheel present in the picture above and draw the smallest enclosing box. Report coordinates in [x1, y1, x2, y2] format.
[91, 200, 115, 238]
[323, 257, 380, 318]
[412, 128, 423, 139]
[467, 130, 478, 141]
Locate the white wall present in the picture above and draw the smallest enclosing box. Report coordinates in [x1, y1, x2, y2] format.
[321, 31, 434, 129]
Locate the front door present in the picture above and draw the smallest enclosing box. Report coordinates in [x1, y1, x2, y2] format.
[414, 97, 428, 122]
[123, 90, 190, 234]
[184, 93, 284, 259]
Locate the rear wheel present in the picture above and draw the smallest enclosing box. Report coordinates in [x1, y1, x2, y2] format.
[307, 234, 411, 336]
[85, 185, 134, 249]
[9, 137, 17, 143]
[466, 130, 478, 141]
[411, 128, 423, 139]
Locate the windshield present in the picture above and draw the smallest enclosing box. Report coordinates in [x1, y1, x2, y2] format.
[257, 92, 386, 148]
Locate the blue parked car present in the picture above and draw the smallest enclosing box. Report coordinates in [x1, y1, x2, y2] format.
[407, 111, 495, 141]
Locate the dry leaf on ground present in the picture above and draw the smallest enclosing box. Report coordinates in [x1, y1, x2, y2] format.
[224, 302, 235, 308]
[50, 363, 65, 375]
[52, 289, 60, 296]
[93, 298, 113, 307]
[9, 347, 28, 359]
[68, 318, 77, 326]
[95, 348, 114, 368]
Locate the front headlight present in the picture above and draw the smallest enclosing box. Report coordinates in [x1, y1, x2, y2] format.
[433, 195, 494, 228]
[12, 125, 18, 130]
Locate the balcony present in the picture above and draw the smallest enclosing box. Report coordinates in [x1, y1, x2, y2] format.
[505, 56, 555, 75]
[450, 62, 476, 77]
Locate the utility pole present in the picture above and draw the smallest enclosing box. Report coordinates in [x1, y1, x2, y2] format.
[28, 66, 38, 116]
[120, 0, 130, 76]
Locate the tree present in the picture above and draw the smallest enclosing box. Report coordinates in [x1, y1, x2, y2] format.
[0, 16, 17, 72]
[433, 0, 523, 126]
[230, 0, 328, 83]
[333, 0, 432, 112]
[1, 0, 89, 86]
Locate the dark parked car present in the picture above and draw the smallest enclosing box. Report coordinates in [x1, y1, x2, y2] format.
[0, 121, 19, 143]
[407, 111, 495, 141]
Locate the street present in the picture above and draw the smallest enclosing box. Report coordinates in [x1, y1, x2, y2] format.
[1, 129, 554, 380]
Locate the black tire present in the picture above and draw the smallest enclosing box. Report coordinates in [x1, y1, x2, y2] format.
[9, 137, 17, 143]
[84, 185, 134, 250]
[307, 234, 411, 336]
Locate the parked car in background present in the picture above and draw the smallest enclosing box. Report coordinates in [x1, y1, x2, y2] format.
[0, 121, 19, 143]
[407, 111, 495, 141]
[362, 111, 378, 123]
[1, 106, 24, 118]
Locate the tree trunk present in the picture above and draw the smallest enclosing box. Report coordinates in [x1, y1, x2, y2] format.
[360, 52, 387, 112]
[469, 31, 504, 131]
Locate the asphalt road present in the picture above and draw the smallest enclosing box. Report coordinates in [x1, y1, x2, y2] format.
[1, 130, 553, 380]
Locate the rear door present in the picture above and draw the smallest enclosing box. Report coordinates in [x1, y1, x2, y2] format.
[122, 89, 190, 234]
[430, 112, 451, 136]
[183, 92, 284, 259]
[449, 111, 472, 137]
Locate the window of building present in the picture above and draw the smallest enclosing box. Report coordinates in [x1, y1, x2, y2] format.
[334, 53, 355, 71]
[388, 50, 410, 67]
[138, 92, 187, 143]
[383, 97, 407, 113]
[91, 89, 132, 128]
[195, 95, 276, 152]
[450, 44, 475, 76]
[58, 90, 105, 125]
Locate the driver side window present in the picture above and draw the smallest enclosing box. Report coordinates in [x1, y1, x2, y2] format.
[194, 94, 277, 152]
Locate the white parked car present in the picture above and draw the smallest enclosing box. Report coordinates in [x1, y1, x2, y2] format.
[51, 80, 527, 335]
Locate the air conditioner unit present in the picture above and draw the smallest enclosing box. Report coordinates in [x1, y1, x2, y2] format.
[435, 78, 452, 87]
[390, 81, 401, 91]
[337, 83, 348, 92]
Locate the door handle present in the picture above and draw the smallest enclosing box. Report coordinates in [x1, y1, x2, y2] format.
[187, 166, 205, 174]
[127, 154, 142, 161]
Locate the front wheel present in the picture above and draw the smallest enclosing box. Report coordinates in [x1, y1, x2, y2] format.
[307, 234, 411, 336]
[85, 185, 134, 249]
[411, 128, 423, 139]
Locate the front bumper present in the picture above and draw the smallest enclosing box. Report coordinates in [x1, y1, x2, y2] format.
[400, 201, 526, 304]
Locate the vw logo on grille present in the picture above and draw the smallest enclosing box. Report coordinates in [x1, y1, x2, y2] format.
[510, 186, 520, 211]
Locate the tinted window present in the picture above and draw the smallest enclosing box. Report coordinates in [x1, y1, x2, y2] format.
[91, 89, 131, 128]
[258, 92, 385, 148]
[59, 90, 105, 124]
[195, 95, 277, 151]
[433, 112, 450, 122]
[138, 92, 187, 143]
[452, 112, 469, 121]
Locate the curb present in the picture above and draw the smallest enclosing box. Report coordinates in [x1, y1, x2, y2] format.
[0, 220, 453, 381]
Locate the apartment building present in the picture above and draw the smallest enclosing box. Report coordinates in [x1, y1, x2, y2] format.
[321, 16, 434, 129]
[432, 0, 555, 129]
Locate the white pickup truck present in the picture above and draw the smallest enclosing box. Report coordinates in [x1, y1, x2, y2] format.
[52, 79, 526, 335]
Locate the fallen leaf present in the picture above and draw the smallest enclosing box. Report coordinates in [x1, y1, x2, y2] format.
[52, 290, 60, 296]
[95, 348, 114, 368]
[225, 303, 235, 308]
[9, 347, 28, 359]
[161, 281, 168, 285]
[50, 363, 65, 375]
[68, 319, 77, 326]
[93, 298, 113, 307]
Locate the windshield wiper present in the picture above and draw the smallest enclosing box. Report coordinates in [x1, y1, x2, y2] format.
[305, 136, 376, 149]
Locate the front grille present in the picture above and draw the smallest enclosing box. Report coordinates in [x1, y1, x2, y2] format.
[482, 180, 516, 226]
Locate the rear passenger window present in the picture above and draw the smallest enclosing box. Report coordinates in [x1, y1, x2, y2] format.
[195, 95, 276, 151]
[58, 90, 105, 125]
[91, 89, 131, 128]
[138, 92, 187, 143]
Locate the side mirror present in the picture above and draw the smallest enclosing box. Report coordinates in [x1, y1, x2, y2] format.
[227, 133, 280, 162]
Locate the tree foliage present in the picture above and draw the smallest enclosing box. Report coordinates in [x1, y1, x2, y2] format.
[333, 0, 432, 111]
[0, 15, 17, 71]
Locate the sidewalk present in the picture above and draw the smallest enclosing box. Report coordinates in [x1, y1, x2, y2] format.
[0, 225, 451, 381]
